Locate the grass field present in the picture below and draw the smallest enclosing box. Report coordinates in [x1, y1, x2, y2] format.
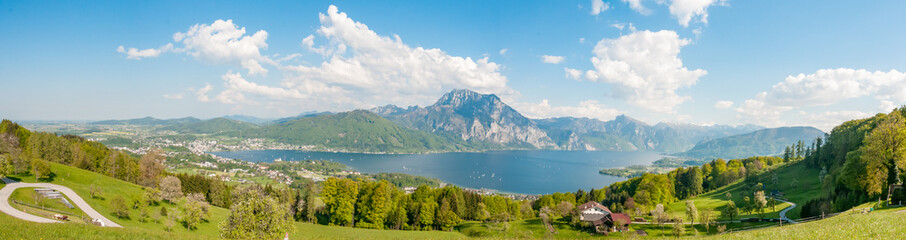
[9, 162, 231, 237]
[699, 207, 906, 239]
[2, 163, 467, 239]
[0, 207, 216, 240]
[9, 187, 90, 223]
[664, 161, 821, 221]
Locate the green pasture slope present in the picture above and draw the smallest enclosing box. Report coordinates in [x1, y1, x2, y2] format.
[1, 162, 466, 239]
[700, 207, 906, 239]
[665, 160, 822, 221]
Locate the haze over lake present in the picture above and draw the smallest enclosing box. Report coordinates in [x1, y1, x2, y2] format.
[211, 150, 663, 194]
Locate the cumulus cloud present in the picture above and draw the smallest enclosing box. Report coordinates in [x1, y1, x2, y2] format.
[274, 5, 514, 109]
[666, 0, 728, 27]
[590, 0, 610, 15]
[512, 99, 622, 121]
[578, 30, 706, 113]
[622, 0, 651, 15]
[119, 19, 273, 75]
[735, 68, 906, 128]
[123, 5, 516, 112]
[541, 55, 565, 64]
[499, 48, 508, 55]
[714, 100, 733, 109]
[564, 68, 583, 80]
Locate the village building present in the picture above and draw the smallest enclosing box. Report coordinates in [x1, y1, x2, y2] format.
[578, 201, 631, 234]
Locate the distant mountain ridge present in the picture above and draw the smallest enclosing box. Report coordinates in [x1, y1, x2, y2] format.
[91, 117, 202, 125]
[90, 89, 791, 154]
[375, 89, 555, 149]
[160, 118, 260, 134]
[232, 110, 466, 153]
[678, 126, 825, 159]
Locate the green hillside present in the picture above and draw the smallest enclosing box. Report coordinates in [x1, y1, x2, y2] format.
[2, 162, 467, 239]
[160, 117, 259, 134]
[681, 127, 825, 159]
[236, 110, 468, 153]
[699, 207, 906, 239]
[8, 162, 228, 237]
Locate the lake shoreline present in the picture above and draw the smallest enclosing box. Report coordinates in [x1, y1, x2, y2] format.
[211, 149, 664, 195]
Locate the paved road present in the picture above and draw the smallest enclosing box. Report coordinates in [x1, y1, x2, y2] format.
[776, 198, 798, 224]
[0, 181, 122, 227]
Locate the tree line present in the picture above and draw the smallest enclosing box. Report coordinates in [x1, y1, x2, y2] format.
[795, 108, 906, 217]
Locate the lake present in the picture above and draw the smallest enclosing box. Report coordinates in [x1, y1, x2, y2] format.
[210, 150, 663, 195]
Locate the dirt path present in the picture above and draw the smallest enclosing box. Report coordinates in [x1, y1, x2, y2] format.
[0, 180, 122, 227]
[776, 198, 798, 224]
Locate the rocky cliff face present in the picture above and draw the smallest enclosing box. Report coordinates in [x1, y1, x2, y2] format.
[377, 89, 556, 149]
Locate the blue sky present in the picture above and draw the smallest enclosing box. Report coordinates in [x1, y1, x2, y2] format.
[2, 0, 905, 131]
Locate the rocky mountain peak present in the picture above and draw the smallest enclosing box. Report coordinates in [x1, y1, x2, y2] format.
[433, 89, 501, 108]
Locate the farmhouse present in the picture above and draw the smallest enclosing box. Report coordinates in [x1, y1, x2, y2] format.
[578, 201, 631, 233]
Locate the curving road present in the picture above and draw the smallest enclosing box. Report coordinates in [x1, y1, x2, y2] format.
[0, 181, 122, 227]
[776, 198, 798, 224]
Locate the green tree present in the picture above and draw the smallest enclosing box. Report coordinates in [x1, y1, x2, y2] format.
[722, 200, 738, 222]
[754, 191, 767, 218]
[220, 190, 294, 239]
[111, 195, 130, 219]
[321, 177, 359, 226]
[355, 180, 393, 229]
[31, 159, 51, 181]
[181, 194, 210, 230]
[685, 200, 697, 226]
[862, 112, 906, 200]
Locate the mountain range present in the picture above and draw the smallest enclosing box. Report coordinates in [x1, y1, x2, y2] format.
[89, 89, 823, 156]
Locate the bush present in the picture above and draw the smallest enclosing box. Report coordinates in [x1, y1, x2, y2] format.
[111, 196, 130, 219]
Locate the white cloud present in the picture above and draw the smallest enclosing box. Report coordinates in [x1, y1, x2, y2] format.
[579, 30, 706, 113]
[564, 68, 583, 80]
[278, 5, 513, 110]
[801, 110, 873, 132]
[123, 5, 515, 112]
[220, 71, 306, 100]
[735, 68, 906, 128]
[622, 0, 651, 15]
[119, 19, 273, 75]
[714, 100, 733, 109]
[611, 23, 625, 31]
[241, 59, 268, 76]
[579, 38, 585, 43]
[590, 0, 610, 15]
[195, 83, 214, 102]
[116, 43, 173, 60]
[512, 99, 621, 121]
[499, 48, 508, 55]
[541, 55, 565, 64]
[665, 0, 728, 27]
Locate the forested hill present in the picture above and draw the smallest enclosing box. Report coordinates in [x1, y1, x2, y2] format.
[679, 126, 825, 159]
[230, 110, 469, 153]
[159, 117, 260, 134]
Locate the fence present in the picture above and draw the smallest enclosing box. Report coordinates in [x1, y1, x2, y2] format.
[11, 200, 87, 220]
[721, 209, 853, 234]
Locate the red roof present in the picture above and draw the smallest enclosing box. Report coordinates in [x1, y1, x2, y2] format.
[609, 213, 631, 225]
[577, 201, 612, 213]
